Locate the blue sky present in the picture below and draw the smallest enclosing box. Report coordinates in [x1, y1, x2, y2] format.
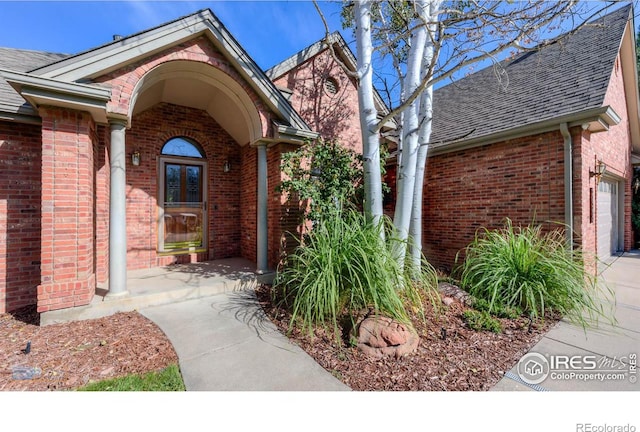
[0, 1, 631, 102]
[0, 1, 347, 70]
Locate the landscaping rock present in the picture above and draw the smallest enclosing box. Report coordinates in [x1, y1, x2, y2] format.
[357, 316, 419, 359]
[438, 282, 471, 305]
[442, 297, 455, 307]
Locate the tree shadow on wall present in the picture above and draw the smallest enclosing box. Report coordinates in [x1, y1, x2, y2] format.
[285, 53, 357, 145]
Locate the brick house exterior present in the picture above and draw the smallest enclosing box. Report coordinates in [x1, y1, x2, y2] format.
[422, 5, 640, 271]
[0, 10, 321, 314]
[0, 6, 638, 317]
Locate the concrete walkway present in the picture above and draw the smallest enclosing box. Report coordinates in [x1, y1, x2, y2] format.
[492, 251, 640, 391]
[140, 290, 349, 391]
[136, 252, 637, 392]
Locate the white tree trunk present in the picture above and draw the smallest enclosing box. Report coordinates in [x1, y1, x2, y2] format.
[409, 89, 433, 271]
[392, 0, 428, 267]
[354, 0, 383, 228]
[409, 1, 439, 272]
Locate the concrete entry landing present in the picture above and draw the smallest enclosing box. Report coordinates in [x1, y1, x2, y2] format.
[40, 258, 259, 325]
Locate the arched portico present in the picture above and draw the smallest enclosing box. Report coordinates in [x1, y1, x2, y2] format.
[104, 57, 273, 296]
[127, 60, 265, 145]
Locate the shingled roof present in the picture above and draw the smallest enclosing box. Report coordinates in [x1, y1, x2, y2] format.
[431, 4, 632, 149]
[0, 47, 69, 117]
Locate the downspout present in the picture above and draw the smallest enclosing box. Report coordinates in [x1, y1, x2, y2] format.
[560, 122, 574, 248]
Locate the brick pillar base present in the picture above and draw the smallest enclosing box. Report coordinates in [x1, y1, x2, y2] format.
[37, 108, 96, 313]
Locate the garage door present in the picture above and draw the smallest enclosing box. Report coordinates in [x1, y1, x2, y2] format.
[597, 179, 618, 261]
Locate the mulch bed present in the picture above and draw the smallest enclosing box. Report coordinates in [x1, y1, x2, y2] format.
[255, 285, 559, 391]
[0, 307, 178, 391]
[1, 284, 557, 392]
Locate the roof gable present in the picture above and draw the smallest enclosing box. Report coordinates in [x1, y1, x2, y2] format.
[431, 4, 633, 151]
[266, 32, 391, 121]
[2, 9, 311, 134]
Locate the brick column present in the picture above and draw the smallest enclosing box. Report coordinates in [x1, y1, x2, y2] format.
[37, 108, 96, 312]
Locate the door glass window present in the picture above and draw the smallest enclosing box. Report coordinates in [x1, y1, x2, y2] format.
[162, 137, 205, 158]
[159, 138, 207, 253]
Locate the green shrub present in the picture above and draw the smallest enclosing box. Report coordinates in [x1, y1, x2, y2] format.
[275, 209, 437, 338]
[462, 310, 502, 333]
[457, 219, 613, 328]
[279, 140, 363, 224]
[469, 296, 522, 319]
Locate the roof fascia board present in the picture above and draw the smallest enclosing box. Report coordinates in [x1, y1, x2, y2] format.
[265, 37, 332, 80]
[1, 69, 111, 101]
[30, 14, 209, 81]
[274, 123, 320, 143]
[1, 69, 111, 123]
[429, 106, 619, 157]
[21, 87, 108, 112]
[619, 15, 640, 153]
[266, 33, 354, 79]
[0, 108, 41, 125]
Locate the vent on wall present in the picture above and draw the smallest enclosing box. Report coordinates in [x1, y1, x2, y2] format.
[324, 77, 338, 95]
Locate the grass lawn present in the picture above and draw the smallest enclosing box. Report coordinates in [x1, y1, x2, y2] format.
[77, 364, 185, 391]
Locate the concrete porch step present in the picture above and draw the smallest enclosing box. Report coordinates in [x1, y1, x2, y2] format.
[40, 258, 272, 325]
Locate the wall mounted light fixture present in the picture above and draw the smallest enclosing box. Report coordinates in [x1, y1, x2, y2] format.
[131, 151, 141, 166]
[589, 159, 606, 184]
[223, 160, 231, 173]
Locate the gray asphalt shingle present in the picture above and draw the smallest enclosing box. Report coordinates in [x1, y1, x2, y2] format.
[431, 5, 631, 147]
[0, 47, 69, 114]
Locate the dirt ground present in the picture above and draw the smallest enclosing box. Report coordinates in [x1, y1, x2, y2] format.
[255, 285, 557, 391]
[0, 307, 178, 391]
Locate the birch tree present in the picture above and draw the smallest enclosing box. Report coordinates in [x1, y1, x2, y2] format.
[324, 0, 617, 271]
[354, 1, 385, 228]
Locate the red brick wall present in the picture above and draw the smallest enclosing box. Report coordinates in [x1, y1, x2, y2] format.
[272, 50, 363, 152]
[240, 143, 300, 270]
[240, 145, 257, 263]
[37, 107, 96, 312]
[267, 146, 282, 268]
[266, 143, 306, 269]
[423, 130, 567, 271]
[0, 120, 42, 313]
[95, 125, 110, 283]
[107, 102, 243, 271]
[583, 54, 634, 256]
[278, 176, 306, 266]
